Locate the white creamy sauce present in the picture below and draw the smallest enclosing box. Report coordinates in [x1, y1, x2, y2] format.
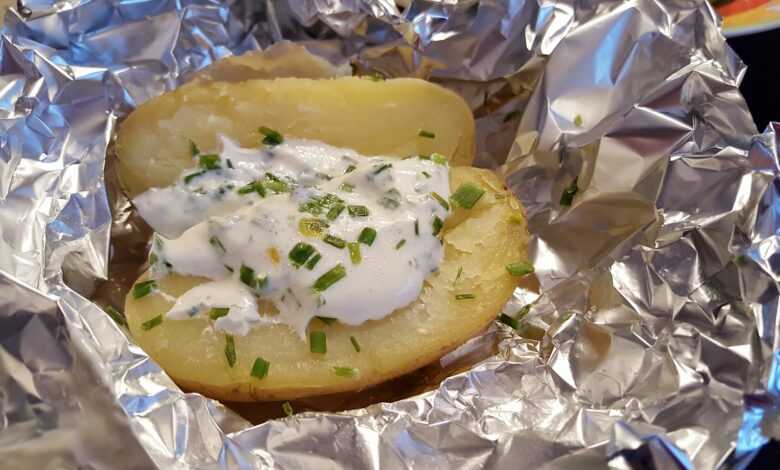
[134, 136, 450, 338]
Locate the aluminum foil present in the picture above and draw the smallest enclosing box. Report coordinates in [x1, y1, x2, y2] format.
[2, 0, 779, 468]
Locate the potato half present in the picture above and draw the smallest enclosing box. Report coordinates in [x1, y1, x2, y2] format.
[116, 77, 476, 197]
[125, 167, 529, 401]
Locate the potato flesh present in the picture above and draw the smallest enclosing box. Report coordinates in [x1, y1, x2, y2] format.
[124, 167, 529, 401]
[115, 77, 476, 197]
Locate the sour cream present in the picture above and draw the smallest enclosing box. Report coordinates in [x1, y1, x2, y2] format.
[134, 136, 450, 338]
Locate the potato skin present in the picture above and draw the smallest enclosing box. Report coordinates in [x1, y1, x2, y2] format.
[115, 77, 476, 197]
[124, 167, 529, 402]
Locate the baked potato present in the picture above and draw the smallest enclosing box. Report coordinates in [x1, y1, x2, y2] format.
[116, 76, 476, 197]
[125, 166, 529, 401]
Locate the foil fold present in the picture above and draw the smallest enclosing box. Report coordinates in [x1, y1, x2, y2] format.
[2, 0, 780, 468]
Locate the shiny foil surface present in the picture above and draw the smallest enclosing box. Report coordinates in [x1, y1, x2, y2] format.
[1, 0, 779, 468]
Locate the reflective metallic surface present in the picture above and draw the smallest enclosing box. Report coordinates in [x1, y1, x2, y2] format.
[1, 0, 778, 468]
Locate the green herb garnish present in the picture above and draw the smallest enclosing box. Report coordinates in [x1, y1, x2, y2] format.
[327, 204, 345, 221]
[189, 139, 200, 156]
[250, 357, 270, 379]
[574, 114, 583, 127]
[358, 227, 376, 246]
[455, 266, 463, 284]
[324, 235, 346, 249]
[348, 242, 361, 264]
[237, 180, 266, 197]
[141, 314, 163, 331]
[498, 313, 519, 329]
[305, 253, 322, 270]
[239, 264, 265, 289]
[560, 177, 578, 206]
[395, 239, 406, 250]
[209, 236, 225, 253]
[198, 153, 220, 170]
[347, 205, 369, 217]
[350, 336, 361, 353]
[455, 293, 476, 300]
[264, 173, 289, 193]
[289, 242, 316, 267]
[310, 331, 327, 354]
[333, 366, 357, 377]
[259, 126, 283, 146]
[225, 335, 236, 367]
[431, 153, 447, 165]
[209, 307, 230, 320]
[313, 264, 347, 292]
[421, 171, 431, 178]
[105, 306, 127, 327]
[339, 183, 354, 192]
[506, 261, 534, 277]
[451, 183, 485, 209]
[372, 163, 392, 175]
[432, 216, 443, 236]
[299, 218, 329, 237]
[414, 219, 419, 236]
[132, 280, 157, 299]
[282, 402, 294, 417]
[345, 164, 357, 173]
[183, 170, 206, 184]
[431, 192, 450, 211]
[316, 316, 337, 325]
[418, 129, 436, 139]
[381, 188, 401, 209]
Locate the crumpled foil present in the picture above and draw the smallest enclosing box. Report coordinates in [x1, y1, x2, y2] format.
[2, 0, 779, 468]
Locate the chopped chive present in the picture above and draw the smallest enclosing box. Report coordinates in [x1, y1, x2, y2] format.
[226, 159, 234, 169]
[421, 171, 431, 178]
[224, 264, 234, 273]
[395, 239, 406, 250]
[349, 336, 361, 352]
[345, 164, 357, 173]
[132, 280, 157, 299]
[327, 204, 345, 221]
[358, 227, 377, 246]
[455, 293, 476, 300]
[431, 192, 450, 211]
[141, 314, 163, 331]
[189, 139, 200, 156]
[339, 183, 354, 192]
[148, 252, 158, 265]
[209, 307, 230, 320]
[418, 129, 436, 139]
[264, 173, 289, 193]
[324, 235, 346, 249]
[313, 264, 347, 292]
[239, 264, 258, 288]
[431, 153, 447, 165]
[348, 242, 361, 264]
[299, 218, 329, 237]
[333, 366, 357, 377]
[432, 216, 443, 236]
[347, 205, 369, 217]
[455, 266, 463, 284]
[198, 153, 220, 170]
[259, 126, 283, 145]
[250, 357, 270, 379]
[506, 261, 534, 277]
[282, 402, 294, 417]
[289, 242, 316, 267]
[209, 236, 225, 253]
[305, 253, 322, 270]
[310, 331, 327, 354]
[498, 313, 519, 329]
[105, 306, 127, 327]
[560, 177, 578, 206]
[414, 219, 419, 236]
[372, 163, 392, 175]
[237, 180, 266, 197]
[183, 170, 206, 184]
[225, 335, 237, 367]
[316, 316, 337, 325]
[451, 183, 486, 209]
[574, 114, 583, 127]
[381, 188, 402, 209]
